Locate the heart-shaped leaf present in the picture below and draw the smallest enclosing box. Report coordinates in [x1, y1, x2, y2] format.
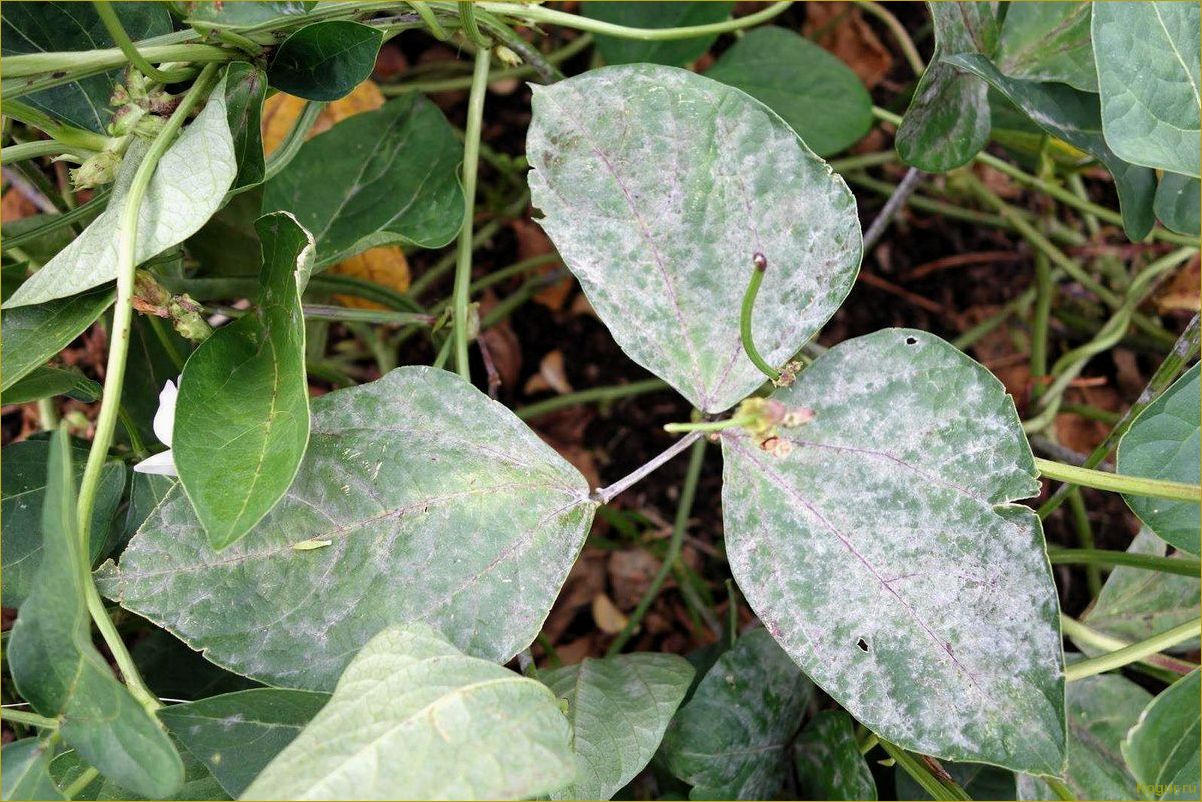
[243, 624, 575, 800]
[5, 73, 238, 307]
[721, 329, 1066, 775]
[8, 429, 184, 799]
[527, 64, 861, 414]
[793, 710, 878, 801]
[1117, 363, 1200, 555]
[174, 212, 314, 550]
[895, 2, 997, 171]
[582, 2, 734, 66]
[267, 21, 382, 102]
[102, 366, 595, 690]
[1124, 669, 1201, 797]
[996, 1, 1096, 91]
[541, 653, 693, 800]
[1093, 2, 1201, 178]
[660, 628, 813, 799]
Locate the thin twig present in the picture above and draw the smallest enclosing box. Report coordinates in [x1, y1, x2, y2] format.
[592, 431, 704, 505]
[861, 166, 923, 252]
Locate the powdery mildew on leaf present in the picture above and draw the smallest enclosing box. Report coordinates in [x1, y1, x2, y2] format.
[103, 367, 595, 690]
[527, 64, 861, 414]
[6, 73, 237, 308]
[243, 624, 575, 800]
[721, 329, 1066, 776]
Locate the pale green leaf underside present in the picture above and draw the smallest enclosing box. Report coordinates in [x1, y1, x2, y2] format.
[527, 64, 861, 414]
[722, 329, 1066, 776]
[996, 1, 1096, 91]
[174, 212, 314, 550]
[243, 624, 575, 801]
[2, 740, 65, 801]
[661, 628, 813, 800]
[1155, 173, 1201, 237]
[1117, 363, 1201, 555]
[542, 653, 693, 800]
[1124, 669, 1201, 794]
[793, 710, 878, 801]
[6, 74, 237, 307]
[102, 366, 594, 690]
[1093, 2, 1201, 178]
[1018, 669, 1148, 800]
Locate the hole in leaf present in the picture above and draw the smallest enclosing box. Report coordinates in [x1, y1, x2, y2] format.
[905, 336, 918, 345]
[856, 637, 869, 652]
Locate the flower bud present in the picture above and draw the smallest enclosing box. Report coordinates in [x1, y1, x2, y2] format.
[69, 150, 122, 191]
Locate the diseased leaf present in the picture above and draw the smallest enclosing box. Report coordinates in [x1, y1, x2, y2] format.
[184, 1, 315, 29]
[102, 366, 595, 689]
[174, 212, 313, 549]
[895, 2, 997, 171]
[223, 62, 268, 191]
[721, 329, 1066, 775]
[1093, 2, 1201, 178]
[896, 762, 1016, 800]
[158, 689, 329, 798]
[1155, 173, 1201, 238]
[267, 21, 383, 102]
[0, 2, 171, 133]
[1017, 669, 1148, 800]
[1, 287, 114, 391]
[541, 653, 693, 800]
[996, 1, 1096, 91]
[1080, 529, 1199, 653]
[3, 365, 101, 405]
[703, 26, 873, 157]
[582, 2, 734, 66]
[2, 439, 124, 608]
[1117, 363, 1200, 555]
[5, 75, 238, 307]
[243, 624, 575, 801]
[661, 628, 813, 800]
[947, 53, 1157, 241]
[7, 429, 184, 799]
[262, 92, 463, 266]
[793, 710, 878, 801]
[2, 739, 65, 801]
[1124, 669, 1201, 798]
[527, 64, 861, 414]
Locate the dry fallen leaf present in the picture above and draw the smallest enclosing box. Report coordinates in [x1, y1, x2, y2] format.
[509, 218, 571, 310]
[524, 349, 574, 395]
[591, 592, 629, 634]
[803, 2, 893, 89]
[1, 187, 39, 222]
[1154, 254, 1200, 313]
[609, 548, 662, 610]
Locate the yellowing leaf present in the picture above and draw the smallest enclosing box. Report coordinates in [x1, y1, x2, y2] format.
[329, 246, 411, 308]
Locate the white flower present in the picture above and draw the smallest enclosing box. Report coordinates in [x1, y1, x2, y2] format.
[133, 377, 179, 476]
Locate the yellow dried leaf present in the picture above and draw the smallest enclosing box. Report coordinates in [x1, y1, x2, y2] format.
[330, 247, 412, 309]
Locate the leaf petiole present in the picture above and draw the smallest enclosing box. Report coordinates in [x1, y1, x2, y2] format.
[1034, 457, 1202, 503]
[740, 253, 782, 382]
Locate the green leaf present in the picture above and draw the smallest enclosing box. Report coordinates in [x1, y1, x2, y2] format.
[223, 62, 268, 191]
[526, 64, 861, 414]
[896, 762, 1016, 800]
[721, 329, 1066, 775]
[2, 439, 124, 608]
[3, 365, 101, 405]
[1093, 2, 1201, 178]
[1125, 669, 1201, 798]
[1155, 173, 1201, 237]
[1079, 529, 1199, 653]
[1117, 363, 1200, 555]
[7, 428, 184, 799]
[158, 689, 329, 798]
[1017, 670, 1148, 800]
[582, 2, 734, 66]
[1, 287, 114, 391]
[5, 74, 238, 308]
[2, 739, 65, 801]
[267, 21, 382, 102]
[661, 628, 813, 799]
[101, 366, 595, 690]
[131, 628, 259, 702]
[262, 93, 463, 266]
[703, 26, 872, 157]
[50, 744, 229, 801]
[996, 1, 1096, 91]
[947, 53, 1157, 241]
[541, 653, 693, 800]
[183, 187, 263, 276]
[184, 1, 315, 29]
[118, 315, 191, 452]
[174, 212, 313, 549]
[242, 624, 575, 800]
[793, 710, 878, 801]
[0, 2, 171, 133]
[895, 2, 998, 171]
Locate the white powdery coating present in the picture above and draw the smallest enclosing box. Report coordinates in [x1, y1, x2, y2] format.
[104, 367, 594, 691]
[721, 329, 1066, 776]
[527, 64, 861, 414]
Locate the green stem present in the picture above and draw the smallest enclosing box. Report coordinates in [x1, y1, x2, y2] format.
[302, 305, 433, 326]
[2, 99, 116, 152]
[855, 1, 925, 75]
[94, 0, 197, 83]
[1034, 457, 1201, 502]
[517, 378, 668, 420]
[1063, 618, 1201, 681]
[262, 100, 326, 182]
[1067, 490, 1101, 596]
[741, 254, 781, 381]
[3, 42, 230, 81]
[878, 739, 972, 802]
[75, 63, 222, 716]
[664, 415, 754, 434]
[607, 437, 706, 656]
[458, 1, 492, 47]
[62, 767, 101, 800]
[1047, 548, 1201, 577]
[859, 731, 880, 755]
[452, 48, 490, 380]
[1, 139, 91, 165]
[383, 33, 593, 95]
[476, 1, 791, 40]
[1, 708, 59, 729]
[409, 1, 450, 40]
[1044, 777, 1077, 801]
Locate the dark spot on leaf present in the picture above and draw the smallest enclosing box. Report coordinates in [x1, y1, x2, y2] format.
[856, 637, 869, 652]
[52, 71, 67, 79]
[905, 336, 918, 345]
